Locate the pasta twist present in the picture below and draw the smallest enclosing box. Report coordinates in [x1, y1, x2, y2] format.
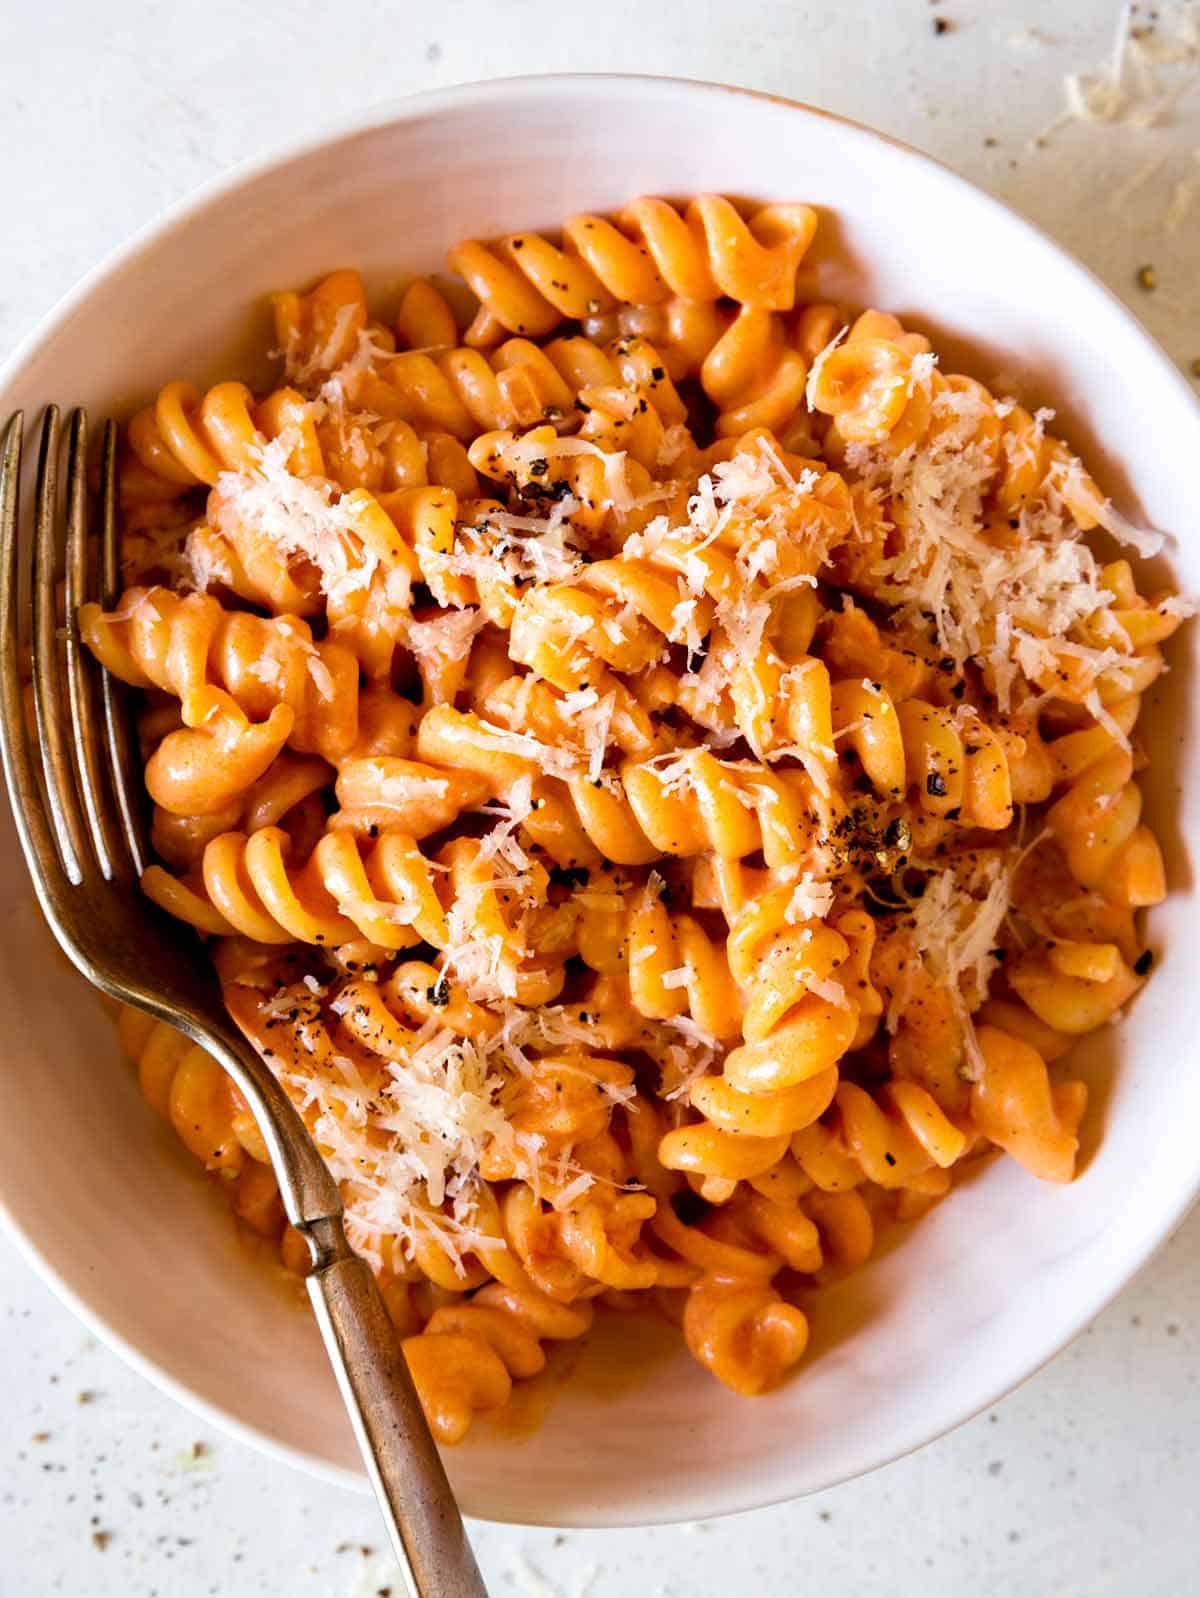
[438, 834, 570, 1004]
[581, 296, 732, 382]
[329, 754, 490, 840]
[656, 903, 876, 1205]
[702, 1181, 825, 1274]
[149, 749, 332, 870]
[1008, 934, 1143, 1038]
[117, 1008, 264, 1176]
[720, 893, 865, 1093]
[504, 445, 851, 698]
[412, 703, 610, 872]
[272, 267, 370, 381]
[141, 690, 295, 817]
[448, 196, 818, 346]
[476, 670, 665, 764]
[699, 306, 810, 438]
[400, 1331, 513, 1445]
[124, 380, 427, 622]
[789, 1079, 966, 1195]
[144, 824, 449, 949]
[870, 925, 973, 1114]
[497, 1182, 660, 1297]
[118, 1008, 293, 1247]
[479, 1055, 636, 1186]
[467, 423, 665, 540]
[558, 750, 834, 870]
[573, 873, 741, 1038]
[382, 347, 526, 441]
[125, 380, 321, 499]
[831, 682, 1015, 830]
[808, 323, 922, 446]
[381, 329, 688, 473]
[271, 276, 479, 495]
[968, 1025, 1087, 1183]
[401, 1280, 602, 1443]
[682, 1274, 809, 1396]
[1044, 744, 1165, 909]
[81, 587, 374, 764]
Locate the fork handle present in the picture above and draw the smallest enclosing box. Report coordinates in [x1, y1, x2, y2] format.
[304, 1219, 489, 1598]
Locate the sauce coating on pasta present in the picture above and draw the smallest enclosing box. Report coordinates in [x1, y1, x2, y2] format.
[85, 195, 1191, 1441]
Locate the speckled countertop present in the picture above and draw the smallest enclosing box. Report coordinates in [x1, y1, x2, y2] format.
[2, 3, 1199, 1594]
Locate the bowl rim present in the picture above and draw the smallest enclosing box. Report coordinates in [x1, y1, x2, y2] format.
[2, 69, 1199, 1528]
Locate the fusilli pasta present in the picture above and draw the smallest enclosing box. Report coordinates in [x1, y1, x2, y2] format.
[88, 193, 1191, 1442]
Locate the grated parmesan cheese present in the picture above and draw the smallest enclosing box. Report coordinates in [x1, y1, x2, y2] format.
[807, 973, 850, 1010]
[785, 872, 836, 925]
[213, 434, 383, 606]
[908, 856, 1011, 1079]
[313, 326, 393, 406]
[267, 986, 511, 1271]
[804, 325, 849, 411]
[656, 1013, 722, 1101]
[844, 384, 1164, 707]
[404, 608, 488, 700]
[184, 531, 234, 594]
[447, 495, 588, 593]
[304, 650, 336, 703]
[468, 716, 586, 783]
[1084, 688, 1133, 754]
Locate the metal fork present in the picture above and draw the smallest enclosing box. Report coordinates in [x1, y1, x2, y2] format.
[0, 407, 489, 1598]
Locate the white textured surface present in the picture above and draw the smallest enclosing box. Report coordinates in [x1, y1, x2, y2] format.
[1, 1, 1199, 1593]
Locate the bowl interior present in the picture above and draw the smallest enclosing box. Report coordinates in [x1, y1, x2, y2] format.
[2, 76, 1199, 1527]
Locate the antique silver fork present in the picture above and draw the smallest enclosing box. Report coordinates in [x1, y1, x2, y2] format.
[0, 407, 488, 1598]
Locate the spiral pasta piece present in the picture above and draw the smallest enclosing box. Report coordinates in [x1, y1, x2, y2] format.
[656, 901, 870, 1205]
[536, 1189, 660, 1293]
[143, 691, 296, 817]
[380, 330, 689, 478]
[477, 670, 664, 764]
[722, 893, 863, 1092]
[467, 423, 665, 540]
[700, 306, 810, 438]
[117, 1008, 266, 1174]
[832, 683, 1014, 829]
[682, 1274, 809, 1395]
[480, 1055, 636, 1184]
[421, 1281, 595, 1382]
[1044, 745, 1165, 909]
[448, 195, 818, 346]
[811, 1079, 967, 1191]
[504, 459, 851, 699]
[567, 751, 835, 870]
[968, 1026, 1087, 1183]
[401, 1331, 513, 1445]
[81, 587, 366, 763]
[125, 380, 322, 499]
[582, 296, 733, 382]
[144, 824, 449, 949]
[272, 267, 370, 381]
[574, 874, 741, 1038]
[330, 754, 490, 840]
[383, 347, 524, 440]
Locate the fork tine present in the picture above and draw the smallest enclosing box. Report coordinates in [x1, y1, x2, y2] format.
[63, 408, 129, 883]
[0, 413, 73, 912]
[32, 407, 90, 885]
[96, 417, 150, 877]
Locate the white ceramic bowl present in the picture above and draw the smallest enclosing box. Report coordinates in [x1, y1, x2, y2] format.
[1, 74, 1198, 1528]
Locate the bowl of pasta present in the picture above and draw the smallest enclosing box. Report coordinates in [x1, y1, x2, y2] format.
[1, 73, 1198, 1527]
